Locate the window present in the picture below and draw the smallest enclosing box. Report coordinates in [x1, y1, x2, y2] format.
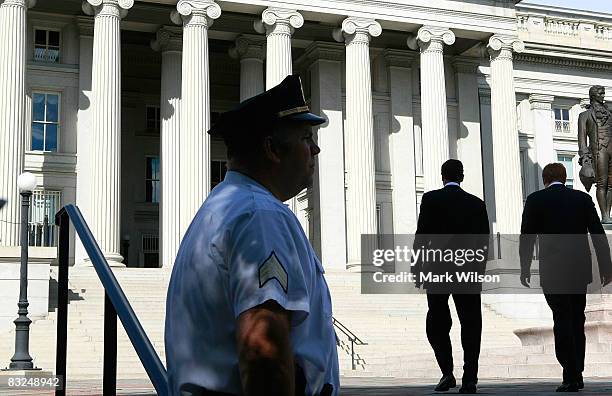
[29, 190, 61, 247]
[520, 150, 529, 201]
[557, 154, 575, 188]
[554, 107, 571, 134]
[34, 29, 60, 63]
[32, 92, 60, 152]
[211, 160, 227, 189]
[142, 234, 159, 268]
[146, 105, 160, 130]
[145, 157, 160, 203]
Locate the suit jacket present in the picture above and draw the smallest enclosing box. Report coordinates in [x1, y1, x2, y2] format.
[578, 108, 598, 160]
[519, 184, 612, 292]
[413, 185, 490, 293]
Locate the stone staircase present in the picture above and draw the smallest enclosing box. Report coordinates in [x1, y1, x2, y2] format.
[0, 267, 170, 384]
[326, 270, 612, 379]
[0, 265, 610, 386]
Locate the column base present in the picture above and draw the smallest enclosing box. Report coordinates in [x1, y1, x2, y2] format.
[81, 252, 125, 268]
[345, 263, 380, 273]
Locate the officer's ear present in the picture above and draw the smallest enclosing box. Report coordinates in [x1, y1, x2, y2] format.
[262, 135, 282, 164]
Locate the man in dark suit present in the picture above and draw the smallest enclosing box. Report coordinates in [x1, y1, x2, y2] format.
[413, 159, 490, 394]
[520, 163, 612, 392]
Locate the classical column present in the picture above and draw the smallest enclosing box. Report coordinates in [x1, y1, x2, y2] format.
[407, 26, 455, 193]
[254, 8, 303, 89]
[454, 59, 484, 199]
[301, 42, 347, 269]
[384, 50, 418, 234]
[0, 0, 36, 247]
[333, 17, 381, 269]
[75, 17, 94, 265]
[529, 94, 555, 189]
[487, 35, 525, 234]
[171, 0, 220, 238]
[151, 27, 182, 269]
[229, 35, 265, 101]
[82, 0, 133, 266]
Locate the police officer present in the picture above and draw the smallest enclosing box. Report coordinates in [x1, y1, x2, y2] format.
[165, 75, 339, 396]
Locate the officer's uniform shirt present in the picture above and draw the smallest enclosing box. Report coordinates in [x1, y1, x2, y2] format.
[165, 171, 339, 396]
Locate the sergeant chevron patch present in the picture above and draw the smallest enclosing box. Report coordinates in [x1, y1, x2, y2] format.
[258, 251, 288, 293]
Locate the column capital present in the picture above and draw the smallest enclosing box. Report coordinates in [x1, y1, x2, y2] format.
[170, 0, 221, 28]
[0, 0, 36, 8]
[487, 34, 525, 59]
[229, 34, 265, 61]
[254, 8, 303, 36]
[333, 17, 381, 45]
[529, 94, 554, 110]
[82, 0, 133, 18]
[151, 26, 182, 53]
[382, 49, 416, 68]
[407, 25, 455, 52]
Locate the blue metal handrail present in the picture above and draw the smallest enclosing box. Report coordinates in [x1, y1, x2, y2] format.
[54, 204, 167, 395]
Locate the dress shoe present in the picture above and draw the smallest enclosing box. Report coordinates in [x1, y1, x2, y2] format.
[577, 374, 584, 389]
[434, 375, 456, 391]
[556, 382, 579, 392]
[459, 382, 477, 394]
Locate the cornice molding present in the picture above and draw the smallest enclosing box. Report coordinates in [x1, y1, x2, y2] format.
[515, 52, 612, 72]
[75, 16, 94, 37]
[151, 26, 182, 53]
[228, 34, 265, 61]
[382, 49, 417, 68]
[297, 41, 345, 69]
[452, 57, 480, 74]
[529, 93, 554, 110]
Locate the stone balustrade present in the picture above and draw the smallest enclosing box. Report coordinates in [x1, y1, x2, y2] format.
[517, 5, 612, 50]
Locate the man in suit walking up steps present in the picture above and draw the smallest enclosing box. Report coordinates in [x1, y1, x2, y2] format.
[413, 159, 490, 394]
[520, 163, 612, 392]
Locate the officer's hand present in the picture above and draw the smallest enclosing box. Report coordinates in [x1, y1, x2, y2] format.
[520, 273, 531, 288]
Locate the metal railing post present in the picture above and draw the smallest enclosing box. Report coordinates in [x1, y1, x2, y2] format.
[55, 209, 69, 396]
[103, 292, 117, 396]
[52, 205, 169, 395]
[351, 340, 355, 370]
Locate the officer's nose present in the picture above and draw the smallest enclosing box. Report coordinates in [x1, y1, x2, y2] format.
[311, 142, 321, 156]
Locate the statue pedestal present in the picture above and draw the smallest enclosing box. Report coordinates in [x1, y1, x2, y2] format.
[513, 282, 612, 378]
[586, 294, 612, 322]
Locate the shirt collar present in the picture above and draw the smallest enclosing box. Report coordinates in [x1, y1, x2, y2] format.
[547, 181, 564, 188]
[444, 182, 461, 187]
[223, 170, 277, 198]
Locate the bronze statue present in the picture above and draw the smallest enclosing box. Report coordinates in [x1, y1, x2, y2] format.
[578, 85, 612, 223]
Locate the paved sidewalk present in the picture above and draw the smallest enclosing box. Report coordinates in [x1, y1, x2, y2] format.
[341, 377, 612, 395]
[1, 377, 612, 395]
